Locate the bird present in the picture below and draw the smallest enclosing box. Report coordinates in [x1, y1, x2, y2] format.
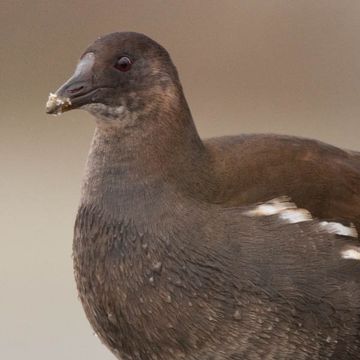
[46, 32, 360, 359]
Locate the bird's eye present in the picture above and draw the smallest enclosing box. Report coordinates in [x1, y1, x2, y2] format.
[115, 56, 132, 72]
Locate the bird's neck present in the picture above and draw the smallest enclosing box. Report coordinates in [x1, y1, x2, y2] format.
[80, 96, 214, 221]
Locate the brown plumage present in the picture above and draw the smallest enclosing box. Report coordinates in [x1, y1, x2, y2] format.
[47, 32, 360, 359]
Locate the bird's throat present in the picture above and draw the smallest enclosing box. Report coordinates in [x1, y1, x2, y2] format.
[80, 107, 209, 223]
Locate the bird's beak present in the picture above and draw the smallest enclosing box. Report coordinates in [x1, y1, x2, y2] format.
[46, 52, 96, 115]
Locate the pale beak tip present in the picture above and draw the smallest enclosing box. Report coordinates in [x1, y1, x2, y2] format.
[46, 92, 72, 115]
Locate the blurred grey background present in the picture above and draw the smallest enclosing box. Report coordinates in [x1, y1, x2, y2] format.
[1, 1, 360, 359]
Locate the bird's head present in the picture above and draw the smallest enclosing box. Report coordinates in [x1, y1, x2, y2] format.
[46, 32, 182, 126]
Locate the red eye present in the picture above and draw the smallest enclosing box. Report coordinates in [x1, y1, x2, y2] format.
[115, 56, 132, 72]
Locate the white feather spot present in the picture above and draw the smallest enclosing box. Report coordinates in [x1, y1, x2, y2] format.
[244, 197, 312, 224]
[244, 198, 360, 235]
[341, 247, 360, 260]
[278, 208, 312, 224]
[319, 221, 358, 238]
[244, 197, 296, 217]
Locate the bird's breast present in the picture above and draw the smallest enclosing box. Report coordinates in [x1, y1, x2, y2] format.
[72, 204, 209, 359]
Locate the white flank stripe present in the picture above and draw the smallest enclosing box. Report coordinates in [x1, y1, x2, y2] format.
[244, 197, 296, 217]
[244, 197, 312, 224]
[245, 198, 360, 237]
[278, 209, 312, 224]
[319, 221, 358, 238]
[341, 247, 360, 260]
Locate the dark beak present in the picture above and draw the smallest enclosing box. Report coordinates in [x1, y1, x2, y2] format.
[46, 52, 96, 115]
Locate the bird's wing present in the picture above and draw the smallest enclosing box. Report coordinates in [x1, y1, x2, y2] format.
[205, 134, 360, 233]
